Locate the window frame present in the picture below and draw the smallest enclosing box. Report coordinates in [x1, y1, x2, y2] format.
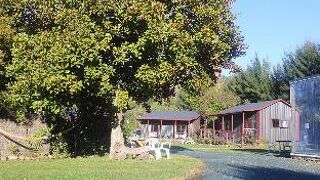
[272, 119, 289, 128]
[280, 120, 288, 128]
[177, 125, 187, 134]
[272, 119, 280, 128]
[150, 124, 159, 132]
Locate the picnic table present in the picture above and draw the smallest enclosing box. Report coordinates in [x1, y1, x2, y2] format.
[276, 140, 292, 155]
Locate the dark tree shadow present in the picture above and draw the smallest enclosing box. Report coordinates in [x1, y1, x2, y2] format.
[223, 164, 320, 180]
[230, 148, 270, 155]
[170, 145, 195, 154]
[49, 95, 114, 157]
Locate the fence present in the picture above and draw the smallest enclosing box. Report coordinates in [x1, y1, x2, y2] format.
[199, 128, 256, 145]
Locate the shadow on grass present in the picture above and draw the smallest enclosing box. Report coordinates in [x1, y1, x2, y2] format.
[224, 164, 320, 180]
[230, 148, 270, 155]
[170, 145, 195, 154]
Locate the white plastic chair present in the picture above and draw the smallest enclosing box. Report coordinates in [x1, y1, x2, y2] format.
[145, 138, 170, 160]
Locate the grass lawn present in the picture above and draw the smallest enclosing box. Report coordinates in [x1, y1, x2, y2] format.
[0, 155, 202, 180]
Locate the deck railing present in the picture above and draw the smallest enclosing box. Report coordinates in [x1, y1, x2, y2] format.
[199, 128, 257, 145]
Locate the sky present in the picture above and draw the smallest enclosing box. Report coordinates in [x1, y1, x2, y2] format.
[230, 0, 320, 71]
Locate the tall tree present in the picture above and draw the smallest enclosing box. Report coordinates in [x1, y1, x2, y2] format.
[271, 41, 320, 100]
[0, 0, 245, 155]
[271, 64, 289, 100]
[228, 55, 273, 103]
[176, 80, 240, 115]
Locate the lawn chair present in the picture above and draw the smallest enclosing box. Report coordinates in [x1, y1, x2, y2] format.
[145, 138, 170, 160]
[268, 143, 276, 154]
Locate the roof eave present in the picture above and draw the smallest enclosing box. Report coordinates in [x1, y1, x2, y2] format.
[137, 115, 201, 121]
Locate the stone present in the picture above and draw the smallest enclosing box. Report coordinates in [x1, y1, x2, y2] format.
[0, 156, 8, 161]
[111, 152, 126, 160]
[18, 155, 26, 160]
[7, 155, 18, 160]
[136, 153, 154, 160]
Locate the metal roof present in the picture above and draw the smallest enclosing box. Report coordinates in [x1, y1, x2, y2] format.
[218, 99, 291, 115]
[137, 111, 200, 121]
[289, 74, 320, 84]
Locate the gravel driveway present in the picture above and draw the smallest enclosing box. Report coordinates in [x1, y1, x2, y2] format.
[172, 147, 320, 180]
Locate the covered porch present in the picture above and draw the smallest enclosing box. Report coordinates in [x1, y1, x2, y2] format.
[137, 111, 201, 139]
[139, 119, 192, 139]
[200, 111, 258, 145]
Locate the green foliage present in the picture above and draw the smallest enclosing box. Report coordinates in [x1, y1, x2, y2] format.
[33, 127, 51, 139]
[271, 41, 320, 100]
[50, 137, 70, 158]
[177, 80, 240, 115]
[122, 105, 145, 140]
[0, 0, 245, 155]
[0, 15, 14, 91]
[227, 41, 320, 103]
[7, 145, 20, 155]
[227, 55, 273, 103]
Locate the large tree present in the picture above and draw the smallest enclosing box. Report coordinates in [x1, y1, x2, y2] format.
[272, 41, 320, 100]
[176, 80, 240, 115]
[0, 0, 245, 155]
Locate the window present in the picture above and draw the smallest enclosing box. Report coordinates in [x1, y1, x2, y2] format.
[280, 120, 288, 128]
[272, 119, 279, 128]
[150, 124, 158, 132]
[272, 119, 288, 128]
[305, 123, 310, 129]
[177, 125, 186, 134]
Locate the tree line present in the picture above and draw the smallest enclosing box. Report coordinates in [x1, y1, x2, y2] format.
[227, 41, 320, 103]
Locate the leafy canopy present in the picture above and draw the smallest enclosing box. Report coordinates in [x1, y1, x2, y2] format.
[177, 80, 240, 115]
[0, 0, 245, 155]
[0, 0, 245, 122]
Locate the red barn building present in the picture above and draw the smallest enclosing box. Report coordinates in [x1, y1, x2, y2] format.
[215, 99, 300, 144]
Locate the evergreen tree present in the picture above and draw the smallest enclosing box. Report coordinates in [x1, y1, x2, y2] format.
[271, 64, 289, 100]
[272, 41, 320, 100]
[228, 55, 273, 103]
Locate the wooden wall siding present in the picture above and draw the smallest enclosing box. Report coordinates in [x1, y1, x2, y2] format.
[190, 118, 201, 136]
[215, 101, 299, 144]
[260, 101, 292, 143]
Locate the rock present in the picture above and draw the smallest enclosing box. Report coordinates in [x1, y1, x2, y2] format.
[18, 155, 26, 160]
[0, 156, 8, 161]
[48, 155, 54, 159]
[136, 153, 154, 160]
[7, 155, 18, 160]
[111, 152, 126, 160]
[25, 157, 32, 160]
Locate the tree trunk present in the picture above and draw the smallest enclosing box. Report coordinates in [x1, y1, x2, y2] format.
[109, 112, 125, 155]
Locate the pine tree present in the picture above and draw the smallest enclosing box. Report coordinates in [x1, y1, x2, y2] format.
[228, 55, 273, 103]
[272, 41, 320, 100]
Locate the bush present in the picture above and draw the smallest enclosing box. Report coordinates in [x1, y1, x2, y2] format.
[183, 137, 195, 144]
[7, 145, 20, 155]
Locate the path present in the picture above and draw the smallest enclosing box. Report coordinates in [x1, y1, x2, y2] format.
[172, 147, 320, 180]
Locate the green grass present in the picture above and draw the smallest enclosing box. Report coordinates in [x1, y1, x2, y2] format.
[0, 155, 202, 180]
